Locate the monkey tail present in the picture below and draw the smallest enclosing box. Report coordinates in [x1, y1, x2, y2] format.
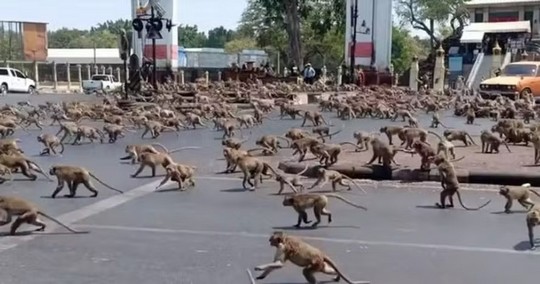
[295, 164, 309, 177]
[343, 176, 367, 194]
[503, 141, 512, 153]
[339, 141, 364, 150]
[325, 193, 367, 210]
[450, 156, 465, 163]
[58, 142, 65, 154]
[466, 133, 477, 145]
[27, 161, 54, 182]
[276, 136, 291, 148]
[427, 130, 443, 142]
[325, 124, 344, 138]
[88, 172, 124, 194]
[323, 256, 368, 284]
[37, 211, 89, 234]
[168, 146, 201, 154]
[529, 189, 540, 198]
[455, 191, 491, 211]
[150, 143, 170, 153]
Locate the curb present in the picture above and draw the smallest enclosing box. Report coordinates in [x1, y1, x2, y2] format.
[278, 162, 536, 186]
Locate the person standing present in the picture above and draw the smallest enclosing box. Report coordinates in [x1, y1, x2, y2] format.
[303, 63, 316, 84]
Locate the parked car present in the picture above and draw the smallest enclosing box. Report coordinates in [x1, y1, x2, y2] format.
[0, 67, 36, 95]
[82, 74, 123, 94]
[478, 61, 540, 101]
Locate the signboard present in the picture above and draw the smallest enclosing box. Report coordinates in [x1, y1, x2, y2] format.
[448, 56, 463, 72]
[345, 0, 374, 65]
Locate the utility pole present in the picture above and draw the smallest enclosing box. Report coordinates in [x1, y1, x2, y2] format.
[349, 0, 358, 84]
[151, 6, 157, 89]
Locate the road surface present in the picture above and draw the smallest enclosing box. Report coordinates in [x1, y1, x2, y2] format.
[0, 93, 537, 284]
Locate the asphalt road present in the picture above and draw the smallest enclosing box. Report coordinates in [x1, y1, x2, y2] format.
[0, 93, 538, 284]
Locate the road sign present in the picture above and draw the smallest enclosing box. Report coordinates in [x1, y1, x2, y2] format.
[149, 0, 165, 17]
[147, 29, 163, 40]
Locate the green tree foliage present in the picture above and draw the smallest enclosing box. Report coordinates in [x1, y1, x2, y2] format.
[48, 19, 131, 49]
[206, 26, 235, 48]
[391, 26, 427, 74]
[0, 31, 23, 61]
[224, 37, 258, 53]
[177, 24, 208, 48]
[396, 0, 470, 48]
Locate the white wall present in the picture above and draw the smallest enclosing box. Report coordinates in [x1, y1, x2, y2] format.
[345, 0, 393, 70]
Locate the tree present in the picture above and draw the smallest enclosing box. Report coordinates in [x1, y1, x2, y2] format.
[396, 0, 470, 49]
[177, 24, 207, 48]
[391, 26, 419, 74]
[224, 37, 258, 53]
[206, 26, 235, 48]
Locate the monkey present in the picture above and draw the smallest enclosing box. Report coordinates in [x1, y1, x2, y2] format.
[285, 128, 311, 141]
[0, 195, 89, 235]
[391, 109, 413, 122]
[301, 110, 330, 127]
[430, 112, 448, 128]
[221, 120, 239, 139]
[235, 155, 273, 190]
[253, 231, 369, 284]
[408, 116, 419, 128]
[499, 183, 540, 213]
[365, 136, 404, 168]
[155, 163, 196, 191]
[20, 115, 44, 130]
[308, 167, 366, 193]
[407, 140, 437, 171]
[351, 130, 371, 151]
[255, 135, 290, 154]
[379, 126, 403, 145]
[433, 154, 491, 210]
[466, 108, 475, 124]
[221, 147, 268, 173]
[130, 152, 175, 178]
[532, 132, 540, 165]
[282, 193, 367, 228]
[121, 144, 199, 164]
[266, 164, 309, 194]
[37, 133, 64, 156]
[56, 121, 79, 143]
[526, 205, 540, 249]
[141, 121, 179, 139]
[103, 123, 134, 143]
[0, 138, 23, 154]
[309, 142, 341, 166]
[311, 125, 343, 142]
[428, 131, 456, 160]
[0, 164, 13, 184]
[480, 130, 511, 153]
[72, 125, 104, 145]
[443, 129, 476, 146]
[0, 153, 52, 181]
[102, 113, 123, 125]
[221, 137, 248, 150]
[290, 137, 322, 162]
[48, 165, 123, 198]
[399, 127, 428, 149]
[0, 125, 15, 138]
[184, 112, 206, 129]
[523, 108, 536, 124]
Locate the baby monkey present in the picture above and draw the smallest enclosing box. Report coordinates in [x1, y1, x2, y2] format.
[155, 163, 196, 191]
[308, 168, 366, 193]
[37, 133, 64, 155]
[0, 195, 88, 235]
[253, 231, 369, 284]
[283, 193, 367, 228]
[499, 183, 540, 213]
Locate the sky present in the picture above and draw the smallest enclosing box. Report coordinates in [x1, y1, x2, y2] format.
[0, 0, 247, 32]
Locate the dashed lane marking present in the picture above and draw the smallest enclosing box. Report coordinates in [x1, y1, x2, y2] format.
[77, 223, 540, 256]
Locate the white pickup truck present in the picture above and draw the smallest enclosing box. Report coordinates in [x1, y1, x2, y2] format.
[82, 74, 123, 94]
[0, 67, 37, 95]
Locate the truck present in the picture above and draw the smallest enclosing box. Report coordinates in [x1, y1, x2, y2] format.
[0, 67, 37, 95]
[82, 74, 123, 94]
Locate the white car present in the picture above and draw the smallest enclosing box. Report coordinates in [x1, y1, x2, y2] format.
[82, 74, 123, 94]
[0, 67, 36, 95]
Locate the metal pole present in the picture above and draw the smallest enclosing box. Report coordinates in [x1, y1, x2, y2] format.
[93, 42, 97, 71]
[349, 0, 358, 84]
[277, 51, 280, 75]
[124, 59, 128, 99]
[151, 6, 157, 89]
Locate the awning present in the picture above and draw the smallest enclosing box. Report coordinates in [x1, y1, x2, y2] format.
[463, 21, 531, 34]
[460, 31, 485, 43]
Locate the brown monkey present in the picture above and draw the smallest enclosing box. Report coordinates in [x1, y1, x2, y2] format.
[308, 168, 365, 193]
[0, 164, 13, 184]
[309, 142, 341, 166]
[408, 116, 419, 128]
[0, 125, 15, 138]
[480, 130, 511, 153]
[72, 125, 104, 145]
[0, 153, 51, 181]
[56, 121, 79, 143]
[428, 131, 456, 160]
[443, 129, 476, 146]
[0, 138, 23, 154]
[365, 136, 403, 167]
[282, 193, 367, 228]
[430, 112, 448, 128]
[466, 108, 475, 124]
[255, 135, 290, 154]
[290, 137, 322, 162]
[221, 120, 239, 139]
[141, 121, 178, 139]
[351, 130, 371, 151]
[253, 231, 369, 284]
[433, 154, 491, 210]
[532, 132, 540, 164]
[155, 163, 196, 191]
[221, 137, 248, 150]
[499, 183, 539, 213]
[131, 152, 175, 177]
[285, 128, 310, 141]
[526, 205, 540, 249]
[408, 140, 437, 171]
[49, 165, 124, 198]
[301, 110, 329, 127]
[311, 125, 343, 142]
[235, 155, 273, 190]
[391, 109, 412, 122]
[0, 195, 89, 235]
[121, 144, 199, 164]
[221, 147, 268, 173]
[37, 133, 64, 155]
[266, 164, 309, 194]
[399, 127, 428, 149]
[379, 125, 403, 145]
[103, 123, 134, 143]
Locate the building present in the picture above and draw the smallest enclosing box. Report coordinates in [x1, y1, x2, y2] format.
[178, 47, 268, 68]
[344, 0, 392, 70]
[465, 0, 540, 38]
[47, 48, 129, 65]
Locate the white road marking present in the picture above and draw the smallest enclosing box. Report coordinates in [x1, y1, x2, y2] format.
[77, 223, 540, 256]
